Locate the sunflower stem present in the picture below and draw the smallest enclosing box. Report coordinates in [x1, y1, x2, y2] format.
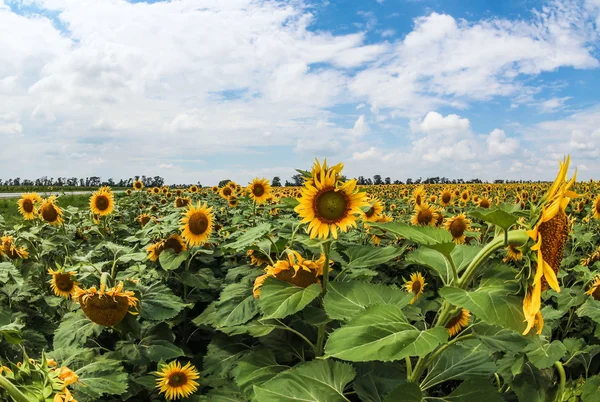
[554, 361, 566, 402]
[315, 241, 332, 357]
[0, 375, 35, 402]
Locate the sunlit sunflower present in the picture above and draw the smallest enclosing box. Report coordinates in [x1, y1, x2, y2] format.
[478, 197, 491, 209]
[73, 282, 139, 326]
[227, 181, 237, 189]
[404, 272, 426, 304]
[294, 159, 368, 239]
[228, 197, 238, 207]
[307, 159, 343, 187]
[363, 197, 384, 222]
[247, 178, 272, 204]
[503, 244, 524, 262]
[155, 361, 200, 401]
[523, 156, 579, 335]
[219, 186, 234, 199]
[593, 196, 600, 220]
[48, 269, 80, 298]
[410, 203, 437, 227]
[0, 236, 29, 259]
[189, 185, 198, 193]
[152, 187, 161, 195]
[211, 186, 218, 193]
[460, 190, 470, 203]
[180, 202, 214, 246]
[444, 214, 471, 244]
[446, 309, 471, 336]
[439, 189, 453, 207]
[133, 180, 144, 191]
[39, 196, 63, 225]
[17, 193, 41, 220]
[585, 277, 600, 300]
[412, 186, 426, 206]
[90, 188, 115, 216]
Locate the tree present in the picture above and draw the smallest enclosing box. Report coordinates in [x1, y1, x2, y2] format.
[385, 177, 391, 185]
[373, 175, 383, 185]
[291, 174, 304, 186]
[271, 176, 282, 187]
[218, 179, 232, 187]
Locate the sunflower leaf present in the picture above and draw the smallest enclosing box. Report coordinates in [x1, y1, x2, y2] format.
[158, 249, 190, 271]
[467, 206, 518, 232]
[253, 359, 355, 402]
[213, 282, 258, 327]
[345, 245, 404, 269]
[524, 340, 566, 369]
[224, 223, 272, 251]
[233, 348, 288, 398]
[73, 358, 128, 399]
[369, 222, 455, 257]
[576, 298, 600, 323]
[258, 278, 321, 319]
[139, 282, 189, 321]
[53, 310, 104, 349]
[382, 382, 422, 402]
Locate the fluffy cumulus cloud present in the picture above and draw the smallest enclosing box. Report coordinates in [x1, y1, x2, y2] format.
[1, 0, 599, 183]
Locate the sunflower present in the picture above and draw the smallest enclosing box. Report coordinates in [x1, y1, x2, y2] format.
[593, 196, 600, 220]
[247, 178, 272, 204]
[175, 197, 191, 208]
[17, 193, 41, 220]
[90, 188, 114, 216]
[523, 156, 579, 335]
[404, 272, 426, 304]
[444, 214, 471, 244]
[503, 244, 524, 262]
[137, 214, 154, 227]
[412, 186, 426, 206]
[147, 235, 187, 262]
[180, 202, 214, 246]
[39, 196, 63, 225]
[57, 366, 79, 387]
[48, 269, 80, 298]
[133, 180, 144, 191]
[478, 198, 491, 209]
[155, 361, 200, 401]
[294, 159, 369, 239]
[219, 186, 234, 199]
[189, 185, 198, 193]
[152, 187, 161, 194]
[307, 159, 343, 187]
[147, 241, 165, 262]
[460, 190, 470, 203]
[247, 249, 272, 267]
[228, 197, 238, 208]
[0, 236, 29, 259]
[73, 282, 139, 326]
[363, 197, 384, 222]
[446, 309, 471, 336]
[211, 186, 218, 193]
[585, 277, 600, 300]
[410, 203, 437, 227]
[227, 181, 237, 189]
[582, 246, 600, 267]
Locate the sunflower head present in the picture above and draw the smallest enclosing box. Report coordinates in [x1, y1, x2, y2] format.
[228, 197, 239, 208]
[155, 361, 200, 401]
[175, 197, 191, 208]
[1, 236, 29, 260]
[585, 276, 600, 301]
[446, 309, 471, 337]
[404, 272, 426, 304]
[581, 246, 600, 267]
[73, 282, 139, 326]
[363, 197, 384, 222]
[189, 185, 198, 193]
[503, 244, 524, 262]
[39, 196, 63, 225]
[48, 269, 80, 299]
[439, 189, 453, 206]
[137, 213, 154, 227]
[17, 193, 40, 220]
[412, 186, 426, 206]
[219, 186, 233, 199]
[411, 203, 437, 227]
[211, 186, 218, 193]
[90, 188, 115, 216]
[133, 180, 144, 191]
[444, 214, 471, 244]
[247, 178, 272, 204]
[180, 202, 214, 246]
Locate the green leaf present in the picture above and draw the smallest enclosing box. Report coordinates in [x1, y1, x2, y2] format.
[53, 310, 103, 349]
[158, 249, 190, 271]
[280, 197, 300, 209]
[225, 223, 271, 250]
[511, 362, 556, 402]
[369, 222, 455, 256]
[576, 298, 600, 323]
[405, 247, 452, 284]
[353, 362, 406, 402]
[139, 282, 188, 321]
[143, 340, 184, 362]
[0, 262, 22, 285]
[467, 207, 518, 231]
[253, 359, 355, 402]
[450, 245, 484, 273]
[258, 278, 320, 319]
[324, 304, 448, 362]
[324, 281, 412, 321]
[472, 323, 528, 353]
[581, 375, 600, 402]
[383, 382, 422, 402]
[420, 342, 496, 390]
[214, 283, 258, 327]
[525, 340, 566, 369]
[445, 379, 503, 402]
[233, 349, 288, 398]
[74, 359, 128, 399]
[218, 320, 277, 337]
[0, 310, 24, 344]
[439, 285, 526, 333]
[345, 246, 404, 269]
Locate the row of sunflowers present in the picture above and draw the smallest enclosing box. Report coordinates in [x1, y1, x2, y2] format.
[1, 156, 600, 401]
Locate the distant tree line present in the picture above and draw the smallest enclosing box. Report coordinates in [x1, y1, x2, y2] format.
[0, 175, 176, 188]
[274, 174, 546, 186]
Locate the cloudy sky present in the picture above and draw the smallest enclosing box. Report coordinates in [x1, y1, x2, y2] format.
[1, 0, 600, 185]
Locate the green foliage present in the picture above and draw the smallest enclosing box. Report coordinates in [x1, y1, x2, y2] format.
[258, 278, 321, 319]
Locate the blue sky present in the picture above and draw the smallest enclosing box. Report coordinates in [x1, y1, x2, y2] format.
[1, 0, 600, 185]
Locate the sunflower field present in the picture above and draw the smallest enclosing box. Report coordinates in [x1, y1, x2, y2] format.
[2, 157, 600, 402]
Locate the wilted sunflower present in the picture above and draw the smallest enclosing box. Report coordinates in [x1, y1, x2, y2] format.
[446, 309, 471, 336]
[0, 236, 29, 259]
[412, 186, 426, 206]
[523, 156, 578, 335]
[17, 193, 41, 220]
[593, 196, 600, 220]
[155, 361, 200, 401]
[180, 202, 214, 246]
[445, 214, 471, 244]
[39, 196, 63, 225]
[137, 214, 153, 227]
[228, 197, 238, 208]
[585, 277, 600, 300]
[175, 197, 191, 208]
[48, 269, 80, 298]
[73, 282, 139, 326]
[411, 203, 437, 227]
[404, 272, 426, 304]
[294, 159, 368, 239]
[90, 188, 114, 216]
[247, 178, 272, 204]
[133, 180, 144, 191]
[363, 197, 384, 222]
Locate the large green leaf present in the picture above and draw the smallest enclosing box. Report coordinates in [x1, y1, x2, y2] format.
[324, 281, 413, 321]
[139, 282, 188, 321]
[345, 246, 404, 269]
[53, 310, 103, 349]
[0, 310, 24, 344]
[233, 349, 288, 398]
[225, 223, 271, 250]
[420, 342, 496, 390]
[74, 359, 128, 399]
[324, 304, 448, 362]
[353, 362, 406, 402]
[450, 245, 484, 273]
[405, 247, 452, 284]
[472, 323, 528, 353]
[576, 298, 600, 323]
[524, 340, 566, 369]
[158, 249, 189, 271]
[511, 362, 556, 402]
[253, 359, 355, 402]
[258, 278, 321, 319]
[439, 285, 525, 333]
[383, 382, 422, 402]
[214, 283, 258, 327]
[369, 222, 455, 256]
[581, 375, 600, 402]
[443, 379, 503, 402]
[467, 206, 518, 232]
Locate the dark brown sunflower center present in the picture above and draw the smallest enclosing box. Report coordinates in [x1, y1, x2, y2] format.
[253, 184, 265, 197]
[275, 266, 319, 288]
[365, 206, 375, 218]
[22, 199, 34, 213]
[415, 195, 422, 205]
[188, 212, 209, 235]
[479, 199, 490, 209]
[445, 313, 463, 330]
[314, 189, 349, 223]
[55, 273, 74, 291]
[412, 280, 422, 294]
[592, 286, 600, 301]
[168, 372, 188, 387]
[165, 237, 184, 254]
[140, 216, 151, 226]
[539, 211, 569, 290]
[442, 193, 451, 203]
[223, 188, 232, 196]
[449, 218, 467, 238]
[95, 195, 109, 211]
[462, 193, 468, 200]
[595, 201, 600, 214]
[42, 204, 58, 222]
[417, 209, 433, 225]
[135, 182, 142, 189]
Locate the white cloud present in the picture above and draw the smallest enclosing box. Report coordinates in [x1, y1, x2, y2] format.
[538, 96, 571, 113]
[352, 114, 368, 137]
[487, 129, 520, 156]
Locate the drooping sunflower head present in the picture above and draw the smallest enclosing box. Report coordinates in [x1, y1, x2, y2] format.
[133, 180, 144, 191]
[581, 246, 600, 267]
[180, 202, 214, 246]
[478, 198, 491, 209]
[90, 188, 115, 216]
[155, 361, 200, 401]
[137, 214, 154, 227]
[446, 309, 471, 337]
[403, 272, 427, 304]
[363, 197, 384, 222]
[175, 197, 191, 208]
[294, 159, 369, 239]
[503, 244, 524, 262]
[73, 282, 139, 326]
[410, 203, 437, 227]
[444, 214, 471, 244]
[585, 276, 600, 301]
[412, 186, 426, 206]
[247, 178, 272, 204]
[48, 269, 79, 299]
[39, 196, 63, 225]
[1, 236, 29, 260]
[17, 193, 41, 220]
